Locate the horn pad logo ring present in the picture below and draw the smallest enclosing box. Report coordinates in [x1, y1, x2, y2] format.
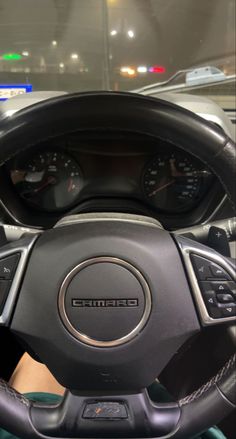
[58, 257, 152, 347]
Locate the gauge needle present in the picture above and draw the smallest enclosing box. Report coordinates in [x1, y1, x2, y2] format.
[170, 158, 185, 177]
[149, 179, 175, 197]
[68, 178, 74, 193]
[33, 176, 56, 193]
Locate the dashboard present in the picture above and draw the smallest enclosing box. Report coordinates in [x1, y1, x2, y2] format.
[0, 91, 234, 230]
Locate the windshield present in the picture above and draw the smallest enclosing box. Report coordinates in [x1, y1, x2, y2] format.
[0, 0, 235, 96]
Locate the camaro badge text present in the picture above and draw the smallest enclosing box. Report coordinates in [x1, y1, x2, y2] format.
[72, 299, 139, 307]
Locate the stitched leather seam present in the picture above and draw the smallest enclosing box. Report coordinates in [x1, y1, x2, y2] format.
[179, 353, 236, 406]
[0, 379, 30, 407]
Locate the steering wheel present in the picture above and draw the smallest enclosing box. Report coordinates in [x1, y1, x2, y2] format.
[0, 92, 235, 439]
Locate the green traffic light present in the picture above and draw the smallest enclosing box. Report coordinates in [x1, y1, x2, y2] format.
[2, 53, 22, 61]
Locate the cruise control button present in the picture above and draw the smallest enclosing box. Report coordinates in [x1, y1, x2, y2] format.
[211, 282, 228, 293]
[221, 305, 236, 318]
[204, 291, 218, 307]
[191, 255, 211, 280]
[199, 285, 223, 319]
[229, 283, 236, 297]
[0, 280, 11, 314]
[217, 293, 235, 304]
[209, 264, 231, 280]
[0, 254, 20, 280]
[211, 281, 236, 299]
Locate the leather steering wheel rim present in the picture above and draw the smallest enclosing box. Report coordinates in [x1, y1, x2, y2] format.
[0, 92, 235, 439]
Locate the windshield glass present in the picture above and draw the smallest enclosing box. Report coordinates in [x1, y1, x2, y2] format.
[0, 0, 235, 96]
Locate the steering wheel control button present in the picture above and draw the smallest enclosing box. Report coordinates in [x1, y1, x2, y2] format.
[216, 293, 235, 304]
[83, 402, 128, 419]
[191, 254, 212, 280]
[221, 305, 236, 317]
[191, 254, 231, 281]
[198, 282, 222, 319]
[201, 291, 222, 318]
[0, 253, 20, 280]
[209, 264, 231, 280]
[211, 282, 228, 292]
[0, 280, 11, 314]
[210, 281, 236, 297]
[198, 276, 236, 320]
[203, 291, 217, 307]
[59, 257, 151, 347]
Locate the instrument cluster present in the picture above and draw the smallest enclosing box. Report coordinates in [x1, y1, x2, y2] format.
[8, 140, 214, 215]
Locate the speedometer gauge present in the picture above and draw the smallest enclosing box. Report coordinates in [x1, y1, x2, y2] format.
[11, 151, 82, 212]
[143, 153, 211, 212]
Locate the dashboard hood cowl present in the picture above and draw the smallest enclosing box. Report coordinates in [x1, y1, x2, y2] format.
[0, 90, 234, 140]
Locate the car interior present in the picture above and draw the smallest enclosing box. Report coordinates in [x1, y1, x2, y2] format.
[0, 1, 235, 439]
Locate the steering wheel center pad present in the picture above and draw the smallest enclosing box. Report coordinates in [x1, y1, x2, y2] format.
[11, 218, 199, 391]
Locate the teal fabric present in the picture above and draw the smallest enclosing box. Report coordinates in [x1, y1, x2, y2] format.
[195, 427, 227, 438]
[0, 390, 227, 439]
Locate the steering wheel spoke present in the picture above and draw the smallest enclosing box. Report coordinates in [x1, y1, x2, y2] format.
[0, 231, 38, 326]
[0, 356, 235, 439]
[176, 235, 236, 324]
[30, 389, 180, 438]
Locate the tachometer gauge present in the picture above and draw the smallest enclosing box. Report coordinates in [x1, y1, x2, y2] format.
[143, 153, 212, 212]
[11, 151, 82, 212]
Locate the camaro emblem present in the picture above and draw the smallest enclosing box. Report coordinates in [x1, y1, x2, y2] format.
[72, 298, 139, 307]
[59, 256, 151, 347]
